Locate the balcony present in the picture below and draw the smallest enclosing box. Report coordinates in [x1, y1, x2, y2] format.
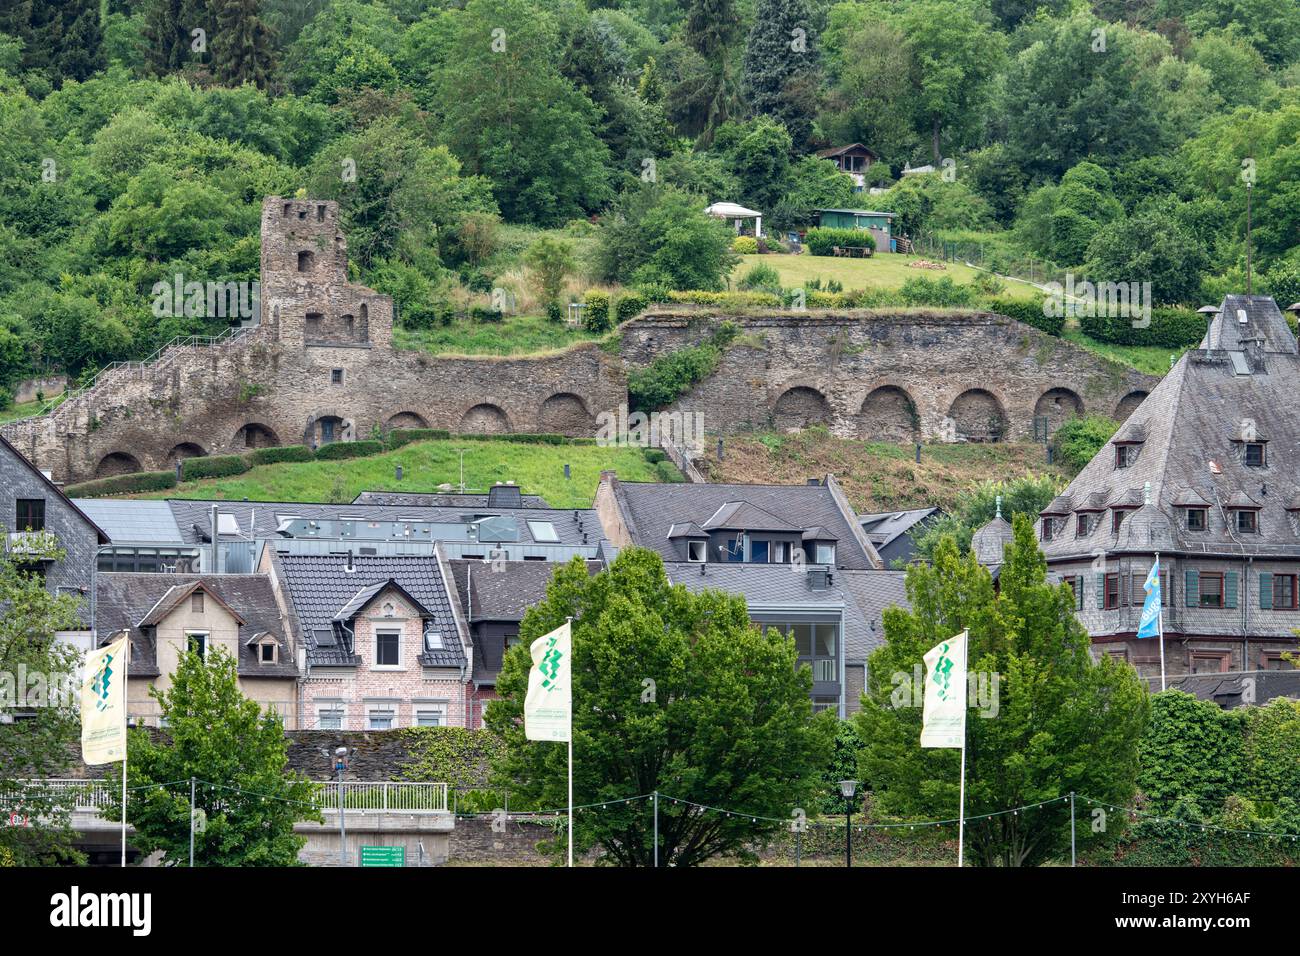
[7, 530, 58, 558]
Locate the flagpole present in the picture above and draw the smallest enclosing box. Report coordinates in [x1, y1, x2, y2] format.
[957, 629, 968, 868]
[1156, 553, 1166, 692]
[120, 635, 129, 868]
[566, 616, 573, 869]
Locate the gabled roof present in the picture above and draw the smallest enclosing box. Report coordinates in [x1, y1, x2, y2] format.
[138, 580, 248, 628]
[96, 574, 296, 679]
[275, 553, 467, 669]
[0, 433, 110, 544]
[667, 522, 709, 539]
[814, 143, 877, 160]
[332, 578, 434, 623]
[702, 501, 801, 533]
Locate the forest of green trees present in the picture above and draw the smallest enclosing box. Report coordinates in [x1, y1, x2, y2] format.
[2, 0, 1299, 402]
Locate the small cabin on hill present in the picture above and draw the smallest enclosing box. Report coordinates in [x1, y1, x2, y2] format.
[814, 144, 877, 191]
[814, 209, 895, 252]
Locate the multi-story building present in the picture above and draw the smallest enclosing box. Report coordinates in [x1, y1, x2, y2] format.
[1036, 295, 1300, 682]
[0, 433, 109, 638]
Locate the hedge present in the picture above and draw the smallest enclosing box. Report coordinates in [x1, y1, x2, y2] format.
[64, 470, 177, 498]
[665, 290, 782, 308]
[804, 227, 876, 257]
[181, 454, 250, 481]
[451, 432, 569, 445]
[615, 293, 648, 323]
[1079, 307, 1206, 348]
[985, 297, 1065, 336]
[315, 439, 385, 460]
[387, 428, 453, 449]
[248, 445, 315, 466]
[584, 290, 612, 333]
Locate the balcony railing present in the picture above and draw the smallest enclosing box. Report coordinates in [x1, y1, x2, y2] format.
[7, 530, 58, 556]
[7, 779, 450, 814]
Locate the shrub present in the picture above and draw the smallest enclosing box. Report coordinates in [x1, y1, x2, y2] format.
[469, 305, 504, 323]
[898, 275, 976, 307]
[388, 428, 453, 449]
[655, 459, 685, 482]
[545, 300, 564, 323]
[584, 291, 612, 333]
[1052, 415, 1119, 472]
[628, 322, 738, 411]
[453, 432, 568, 445]
[615, 293, 648, 324]
[664, 290, 781, 308]
[64, 470, 178, 498]
[315, 440, 385, 460]
[248, 445, 315, 466]
[181, 455, 250, 481]
[737, 262, 782, 293]
[732, 235, 758, 254]
[1078, 307, 1206, 348]
[804, 227, 876, 257]
[986, 296, 1065, 336]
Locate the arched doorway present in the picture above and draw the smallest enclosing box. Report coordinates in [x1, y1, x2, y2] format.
[168, 442, 207, 461]
[236, 423, 281, 449]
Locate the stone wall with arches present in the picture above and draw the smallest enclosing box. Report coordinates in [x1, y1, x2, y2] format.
[619, 308, 1158, 445]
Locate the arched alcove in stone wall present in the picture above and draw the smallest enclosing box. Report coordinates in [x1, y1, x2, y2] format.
[858, 385, 919, 442]
[773, 386, 832, 432]
[459, 403, 512, 434]
[947, 389, 1008, 443]
[538, 393, 595, 437]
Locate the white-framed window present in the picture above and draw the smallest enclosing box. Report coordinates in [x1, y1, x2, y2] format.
[414, 702, 446, 727]
[687, 540, 707, 562]
[258, 640, 277, 664]
[527, 520, 559, 542]
[374, 628, 401, 668]
[814, 542, 835, 565]
[317, 702, 345, 730]
[367, 703, 397, 730]
[772, 541, 790, 563]
[186, 631, 208, 660]
[423, 628, 443, 652]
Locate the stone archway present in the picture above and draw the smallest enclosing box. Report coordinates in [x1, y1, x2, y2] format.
[1114, 391, 1149, 421]
[459, 403, 511, 435]
[236, 422, 281, 449]
[96, 452, 142, 478]
[858, 385, 919, 442]
[168, 442, 207, 462]
[538, 393, 595, 437]
[946, 389, 1008, 443]
[773, 386, 832, 432]
[385, 411, 429, 431]
[1034, 388, 1083, 431]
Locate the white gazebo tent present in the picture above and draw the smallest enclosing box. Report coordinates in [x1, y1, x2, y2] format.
[705, 201, 762, 238]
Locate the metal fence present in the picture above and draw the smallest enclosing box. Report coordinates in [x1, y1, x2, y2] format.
[12, 779, 450, 814]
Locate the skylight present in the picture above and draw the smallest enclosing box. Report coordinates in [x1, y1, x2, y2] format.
[527, 520, 559, 542]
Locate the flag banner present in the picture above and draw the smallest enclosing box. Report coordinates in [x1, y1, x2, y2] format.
[81, 635, 128, 765]
[921, 631, 967, 749]
[524, 621, 571, 742]
[1137, 559, 1161, 639]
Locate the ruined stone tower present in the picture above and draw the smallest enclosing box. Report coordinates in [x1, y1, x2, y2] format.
[259, 196, 394, 349]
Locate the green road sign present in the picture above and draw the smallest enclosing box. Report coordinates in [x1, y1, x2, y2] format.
[360, 845, 405, 867]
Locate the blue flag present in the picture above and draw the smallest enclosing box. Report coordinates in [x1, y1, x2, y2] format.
[1137, 559, 1161, 639]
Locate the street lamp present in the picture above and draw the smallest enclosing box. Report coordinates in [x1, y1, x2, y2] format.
[334, 747, 350, 867]
[839, 779, 858, 868]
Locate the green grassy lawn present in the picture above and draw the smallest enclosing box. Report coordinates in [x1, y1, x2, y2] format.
[393, 313, 607, 357]
[731, 252, 1041, 301]
[0, 395, 64, 423]
[1062, 327, 1188, 377]
[130, 439, 661, 508]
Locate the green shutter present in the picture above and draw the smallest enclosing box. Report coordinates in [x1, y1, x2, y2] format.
[1185, 569, 1199, 607]
[1095, 573, 1105, 609]
[1260, 572, 1273, 609]
[1225, 571, 1239, 609]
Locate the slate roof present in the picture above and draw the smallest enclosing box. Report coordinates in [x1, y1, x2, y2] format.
[73, 499, 181, 545]
[1039, 295, 1300, 561]
[446, 559, 583, 623]
[609, 478, 882, 569]
[0, 433, 110, 543]
[274, 553, 467, 669]
[164, 498, 599, 547]
[1160, 669, 1300, 709]
[95, 573, 297, 679]
[138, 580, 246, 628]
[859, 508, 943, 564]
[352, 490, 550, 508]
[663, 563, 904, 663]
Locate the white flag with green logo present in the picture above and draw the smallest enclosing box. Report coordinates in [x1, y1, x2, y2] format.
[524, 621, 571, 742]
[920, 630, 967, 749]
[81, 634, 129, 765]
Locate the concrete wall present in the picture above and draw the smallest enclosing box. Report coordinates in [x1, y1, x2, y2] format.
[12, 375, 66, 405]
[619, 308, 1158, 443]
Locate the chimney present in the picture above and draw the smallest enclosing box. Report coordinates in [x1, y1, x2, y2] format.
[346, 549, 354, 572]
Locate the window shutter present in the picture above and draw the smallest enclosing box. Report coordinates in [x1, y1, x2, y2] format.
[1225, 571, 1239, 609]
[1185, 569, 1199, 607]
[1095, 573, 1105, 609]
[1260, 572, 1273, 609]
[1075, 578, 1083, 611]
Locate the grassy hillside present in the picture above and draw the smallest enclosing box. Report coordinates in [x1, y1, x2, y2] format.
[730, 253, 1041, 301]
[130, 439, 664, 509]
[697, 428, 1065, 513]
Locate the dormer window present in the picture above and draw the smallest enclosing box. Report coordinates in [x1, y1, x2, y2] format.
[1186, 508, 1207, 531]
[1076, 513, 1097, 537]
[259, 640, 277, 664]
[1041, 516, 1057, 541]
[1233, 510, 1258, 534]
[1115, 443, 1141, 469]
[687, 540, 707, 563]
[1243, 442, 1266, 467]
[813, 542, 835, 565]
[1112, 508, 1134, 533]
